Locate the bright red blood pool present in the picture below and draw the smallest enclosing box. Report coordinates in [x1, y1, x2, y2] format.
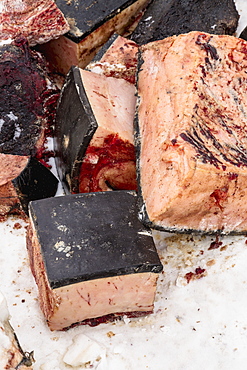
[78, 134, 137, 193]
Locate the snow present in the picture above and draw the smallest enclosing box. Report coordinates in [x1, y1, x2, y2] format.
[1, 0, 247, 369]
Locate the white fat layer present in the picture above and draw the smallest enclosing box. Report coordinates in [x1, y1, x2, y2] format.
[0, 38, 13, 46]
[0, 0, 25, 12]
[13, 124, 21, 139]
[0, 291, 9, 322]
[0, 292, 11, 369]
[0, 119, 4, 131]
[138, 230, 152, 236]
[7, 112, 18, 121]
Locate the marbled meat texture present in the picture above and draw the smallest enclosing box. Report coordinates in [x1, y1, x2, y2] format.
[130, 0, 239, 45]
[27, 191, 162, 331]
[0, 38, 58, 186]
[55, 67, 137, 194]
[88, 35, 138, 84]
[0, 0, 70, 46]
[136, 31, 247, 234]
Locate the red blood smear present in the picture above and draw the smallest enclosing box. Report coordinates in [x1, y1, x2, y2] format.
[185, 267, 206, 283]
[195, 267, 206, 275]
[210, 187, 228, 210]
[228, 172, 238, 181]
[78, 134, 137, 193]
[101, 68, 136, 84]
[208, 235, 222, 250]
[63, 310, 153, 330]
[184, 272, 194, 283]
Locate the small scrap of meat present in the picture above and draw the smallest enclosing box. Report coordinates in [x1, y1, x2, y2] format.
[87, 35, 138, 84]
[0, 38, 59, 187]
[55, 67, 137, 194]
[208, 235, 223, 250]
[130, 0, 239, 45]
[136, 31, 247, 234]
[0, 0, 70, 46]
[0, 291, 34, 369]
[38, 0, 149, 75]
[27, 191, 162, 331]
[184, 267, 206, 284]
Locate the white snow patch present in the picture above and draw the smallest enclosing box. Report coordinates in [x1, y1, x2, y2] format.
[7, 112, 18, 121]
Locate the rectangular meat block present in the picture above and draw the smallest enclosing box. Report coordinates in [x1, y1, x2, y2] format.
[135, 31, 247, 234]
[27, 191, 163, 331]
[55, 66, 137, 194]
[38, 0, 149, 75]
[0, 158, 58, 219]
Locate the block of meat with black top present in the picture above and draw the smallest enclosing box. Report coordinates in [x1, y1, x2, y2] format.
[0, 157, 58, 219]
[0, 0, 69, 46]
[38, 0, 149, 75]
[55, 66, 137, 194]
[129, 0, 239, 45]
[135, 31, 247, 235]
[87, 34, 138, 84]
[27, 191, 163, 331]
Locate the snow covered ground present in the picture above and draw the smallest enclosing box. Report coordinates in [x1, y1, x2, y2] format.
[1, 1, 247, 369]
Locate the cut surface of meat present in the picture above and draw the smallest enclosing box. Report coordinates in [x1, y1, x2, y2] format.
[130, 0, 239, 45]
[136, 31, 247, 234]
[0, 181, 23, 219]
[0, 38, 59, 186]
[55, 67, 137, 194]
[27, 191, 163, 331]
[87, 34, 138, 84]
[0, 154, 29, 186]
[38, 0, 149, 75]
[0, 0, 69, 46]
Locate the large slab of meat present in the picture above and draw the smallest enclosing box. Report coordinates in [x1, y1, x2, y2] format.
[38, 0, 149, 75]
[136, 31, 247, 235]
[130, 0, 239, 45]
[27, 191, 163, 331]
[0, 0, 69, 46]
[55, 67, 137, 194]
[0, 38, 56, 183]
